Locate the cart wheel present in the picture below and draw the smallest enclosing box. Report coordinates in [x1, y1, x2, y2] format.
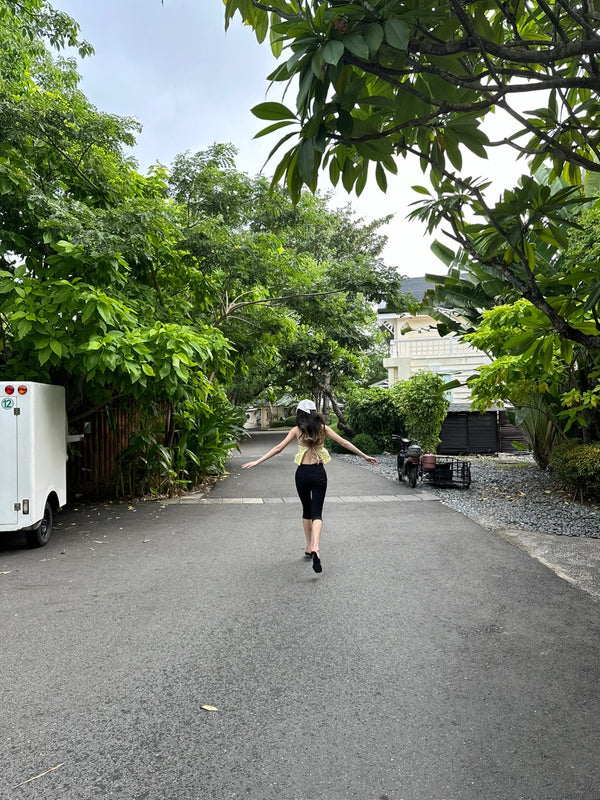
[462, 463, 472, 489]
[408, 465, 418, 488]
[25, 502, 53, 548]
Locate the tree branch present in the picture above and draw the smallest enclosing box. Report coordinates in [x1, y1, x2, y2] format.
[536, 0, 570, 43]
[248, 0, 301, 20]
[214, 289, 345, 326]
[404, 145, 600, 349]
[495, 97, 600, 172]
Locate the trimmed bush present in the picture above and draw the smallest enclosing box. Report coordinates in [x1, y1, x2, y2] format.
[344, 387, 404, 452]
[392, 371, 449, 454]
[549, 441, 600, 500]
[325, 423, 351, 454]
[351, 433, 379, 455]
[270, 418, 290, 428]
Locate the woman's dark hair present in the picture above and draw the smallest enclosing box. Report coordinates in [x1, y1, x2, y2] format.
[296, 409, 326, 447]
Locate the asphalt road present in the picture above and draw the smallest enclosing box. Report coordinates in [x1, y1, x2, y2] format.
[1, 432, 599, 800]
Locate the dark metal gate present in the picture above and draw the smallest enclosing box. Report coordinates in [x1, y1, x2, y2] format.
[439, 410, 530, 454]
[439, 411, 499, 454]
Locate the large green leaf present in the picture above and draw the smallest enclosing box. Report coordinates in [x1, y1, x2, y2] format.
[322, 40, 344, 66]
[343, 34, 370, 60]
[252, 102, 297, 121]
[384, 19, 410, 51]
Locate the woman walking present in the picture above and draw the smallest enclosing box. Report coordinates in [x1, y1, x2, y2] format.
[242, 399, 378, 573]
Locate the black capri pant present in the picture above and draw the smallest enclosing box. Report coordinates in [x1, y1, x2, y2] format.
[295, 464, 328, 521]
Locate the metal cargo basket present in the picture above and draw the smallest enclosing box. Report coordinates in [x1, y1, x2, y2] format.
[424, 456, 471, 489]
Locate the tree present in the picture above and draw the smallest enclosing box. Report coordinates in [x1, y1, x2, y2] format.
[222, 1, 600, 352]
[167, 147, 412, 415]
[224, 1, 600, 190]
[392, 371, 450, 454]
[0, 1, 242, 495]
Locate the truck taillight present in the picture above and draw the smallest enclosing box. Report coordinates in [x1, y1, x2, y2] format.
[4, 385, 14, 395]
[22, 499, 29, 514]
[17, 385, 27, 395]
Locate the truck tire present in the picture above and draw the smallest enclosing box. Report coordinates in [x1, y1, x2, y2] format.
[25, 502, 52, 547]
[408, 464, 418, 488]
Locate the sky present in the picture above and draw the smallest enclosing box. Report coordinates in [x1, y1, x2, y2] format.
[55, 0, 525, 277]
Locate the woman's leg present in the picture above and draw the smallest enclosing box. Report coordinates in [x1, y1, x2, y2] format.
[302, 518, 312, 553]
[311, 518, 323, 554]
[309, 467, 327, 571]
[296, 467, 314, 553]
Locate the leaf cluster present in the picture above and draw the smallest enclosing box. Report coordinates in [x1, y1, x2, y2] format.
[227, 0, 600, 201]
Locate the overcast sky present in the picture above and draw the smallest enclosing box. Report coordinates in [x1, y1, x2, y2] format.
[55, 0, 524, 277]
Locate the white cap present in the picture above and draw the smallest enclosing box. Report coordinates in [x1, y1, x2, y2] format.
[297, 399, 317, 414]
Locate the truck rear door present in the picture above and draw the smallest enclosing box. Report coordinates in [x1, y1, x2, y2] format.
[0, 394, 19, 527]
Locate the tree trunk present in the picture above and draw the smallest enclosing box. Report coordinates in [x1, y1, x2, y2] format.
[317, 377, 355, 436]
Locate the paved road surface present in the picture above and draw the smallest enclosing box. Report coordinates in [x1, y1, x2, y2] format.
[1, 432, 599, 799]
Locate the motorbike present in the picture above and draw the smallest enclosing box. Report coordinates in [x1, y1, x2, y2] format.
[395, 437, 423, 488]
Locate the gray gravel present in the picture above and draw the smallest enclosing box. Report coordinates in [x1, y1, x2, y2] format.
[335, 452, 600, 539]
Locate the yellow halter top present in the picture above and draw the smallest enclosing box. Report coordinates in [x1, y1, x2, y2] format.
[294, 444, 331, 466]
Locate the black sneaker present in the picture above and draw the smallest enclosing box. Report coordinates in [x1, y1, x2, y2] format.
[312, 552, 322, 573]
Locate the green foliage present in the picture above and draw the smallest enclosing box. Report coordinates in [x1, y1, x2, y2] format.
[506, 398, 563, 471]
[325, 421, 350, 454]
[115, 393, 246, 499]
[350, 432, 378, 456]
[0, 2, 413, 496]
[392, 372, 450, 454]
[270, 418, 291, 428]
[168, 150, 411, 414]
[226, 1, 600, 203]
[549, 441, 600, 501]
[224, 1, 600, 456]
[344, 386, 404, 452]
[0, 5, 244, 496]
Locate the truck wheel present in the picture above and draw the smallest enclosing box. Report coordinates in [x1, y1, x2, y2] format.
[408, 465, 418, 488]
[25, 502, 53, 548]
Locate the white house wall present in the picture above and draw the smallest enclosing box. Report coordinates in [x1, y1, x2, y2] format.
[382, 314, 491, 403]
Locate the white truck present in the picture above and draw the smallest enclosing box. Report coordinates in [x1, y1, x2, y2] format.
[0, 381, 68, 547]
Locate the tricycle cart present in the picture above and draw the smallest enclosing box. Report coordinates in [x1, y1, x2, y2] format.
[423, 455, 471, 490]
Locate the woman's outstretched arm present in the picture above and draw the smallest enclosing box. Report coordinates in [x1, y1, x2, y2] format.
[324, 426, 379, 465]
[242, 427, 299, 468]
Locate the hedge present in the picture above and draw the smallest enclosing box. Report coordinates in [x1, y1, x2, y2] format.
[549, 441, 600, 501]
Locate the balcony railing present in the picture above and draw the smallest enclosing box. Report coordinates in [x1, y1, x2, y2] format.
[387, 337, 481, 360]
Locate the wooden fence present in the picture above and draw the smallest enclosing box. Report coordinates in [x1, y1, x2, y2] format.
[67, 403, 168, 499]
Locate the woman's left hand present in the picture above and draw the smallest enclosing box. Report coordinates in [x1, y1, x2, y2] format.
[365, 456, 379, 465]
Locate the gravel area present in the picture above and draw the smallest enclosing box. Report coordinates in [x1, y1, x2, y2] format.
[335, 452, 600, 539]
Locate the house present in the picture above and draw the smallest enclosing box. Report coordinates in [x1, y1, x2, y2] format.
[244, 394, 297, 429]
[379, 277, 527, 453]
[379, 277, 492, 404]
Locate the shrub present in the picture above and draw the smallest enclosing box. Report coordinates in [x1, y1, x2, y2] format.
[351, 433, 379, 455]
[549, 441, 600, 500]
[344, 387, 404, 452]
[325, 422, 351, 453]
[392, 371, 449, 453]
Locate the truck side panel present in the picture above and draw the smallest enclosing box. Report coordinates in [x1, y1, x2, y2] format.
[0, 396, 19, 528]
[0, 383, 67, 533]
